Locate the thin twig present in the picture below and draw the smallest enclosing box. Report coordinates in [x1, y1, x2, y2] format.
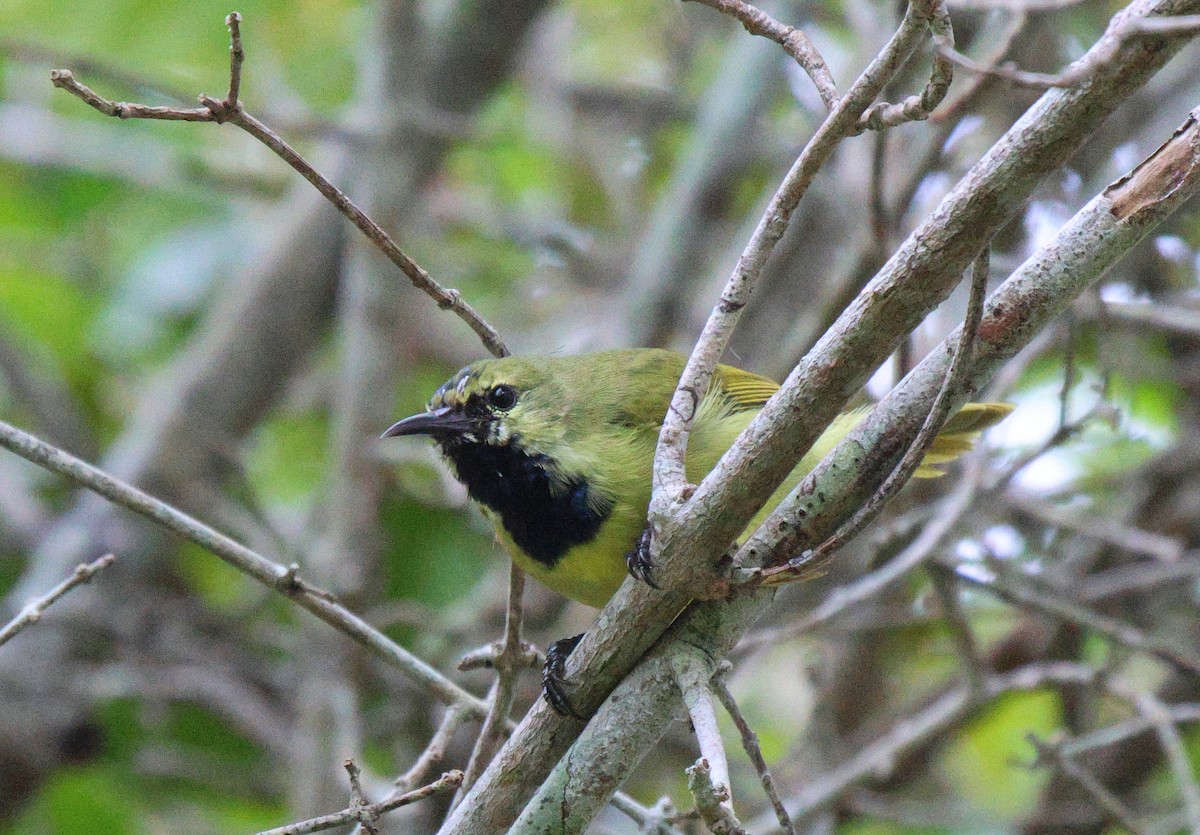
[928, 563, 987, 692]
[398, 709, 468, 794]
[349, 710, 471, 835]
[711, 670, 796, 834]
[939, 12, 1200, 91]
[1134, 692, 1200, 833]
[932, 10, 1028, 123]
[743, 462, 980, 642]
[855, 1, 954, 133]
[458, 564, 535, 795]
[1079, 555, 1200, 602]
[0, 553, 116, 647]
[684, 0, 839, 110]
[766, 662, 1100, 822]
[1060, 703, 1200, 760]
[1028, 733, 1149, 835]
[1006, 492, 1185, 562]
[0, 418, 490, 717]
[946, 0, 1086, 9]
[224, 12, 244, 109]
[954, 554, 1200, 677]
[652, 0, 950, 537]
[49, 14, 507, 358]
[344, 759, 378, 835]
[256, 770, 463, 835]
[1099, 300, 1200, 338]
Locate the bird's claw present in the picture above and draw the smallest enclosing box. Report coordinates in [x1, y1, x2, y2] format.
[542, 633, 586, 719]
[625, 526, 659, 589]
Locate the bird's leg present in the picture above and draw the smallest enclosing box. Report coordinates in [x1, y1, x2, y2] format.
[542, 633, 586, 719]
[625, 525, 660, 589]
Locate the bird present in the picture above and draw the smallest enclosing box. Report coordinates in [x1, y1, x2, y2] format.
[382, 348, 1012, 714]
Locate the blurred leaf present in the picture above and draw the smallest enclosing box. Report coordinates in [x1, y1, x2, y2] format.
[941, 690, 1062, 818]
[380, 492, 490, 608]
[244, 408, 330, 506]
[8, 765, 142, 835]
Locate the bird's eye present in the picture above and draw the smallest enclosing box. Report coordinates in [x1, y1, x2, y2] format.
[487, 384, 518, 411]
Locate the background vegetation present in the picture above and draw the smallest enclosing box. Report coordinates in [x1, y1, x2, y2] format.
[0, 0, 1199, 832]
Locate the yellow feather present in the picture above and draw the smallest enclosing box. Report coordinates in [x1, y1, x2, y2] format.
[713, 364, 780, 411]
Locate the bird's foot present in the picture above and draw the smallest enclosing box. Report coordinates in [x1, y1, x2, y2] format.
[625, 526, 660, 589]
[542, 633, 586, 719]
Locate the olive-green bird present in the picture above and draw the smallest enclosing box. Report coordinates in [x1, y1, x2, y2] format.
[383, 348, 1011, 712]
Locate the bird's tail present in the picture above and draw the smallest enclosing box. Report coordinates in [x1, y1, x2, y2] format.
[915, 402, 1015, 477]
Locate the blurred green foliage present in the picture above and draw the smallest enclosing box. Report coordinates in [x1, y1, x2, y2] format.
[0, 0, 1198, 830]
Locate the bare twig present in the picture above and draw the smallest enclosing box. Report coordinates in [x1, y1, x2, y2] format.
[344, 760, 378, 835]
[1028, 733, 1149, 835]
[940, 12, 1200, 90]
[765, 662, 1100, 823]
[739, 463, 980, 644]
[608, 794, 689, 834]
[1117, 12, 1200, 36]
[946, 0, 1086, 9]
[712, 670, 796, 835]
[256, 769, 463, 835]
[0, 553, 116, 648]
[932, 10, 1028, 123]
[1133, 692, 1200, 832]
[929, 563, 987, 691]
[1079, 555, 1200, 602]
[0, 418, 489, 717]
[684, 0, 840, 110]
[1099, 300, 1200, 338]
[686, 758, 747, 835]
[1060, 703, 1200, 760]
[395, 709, 468, 795]
[855, 1, 954, 133]
[1006, 492, 1185, 562]
[49, 14, 507, 358]
[953, 554, 1200, 677]
[674, 655, 736, 826]
[224, 11, 244, 110]
[458, 564, 535, 794]
[348, 709, 471, 835]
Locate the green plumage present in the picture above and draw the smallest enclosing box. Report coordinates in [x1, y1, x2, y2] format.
[386, 349, 1012, 607]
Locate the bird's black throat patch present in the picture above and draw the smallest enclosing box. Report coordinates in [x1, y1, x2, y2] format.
[439, 438, 612, 568]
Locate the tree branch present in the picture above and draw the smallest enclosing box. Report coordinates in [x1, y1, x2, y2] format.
[50, 13, 508, 358]
[444, 92, 1200, 833]
[0, 418, 490, 718]
[650, 0, 950, 521]
[0, 554, 116, 648]
[258, 768, 463, 835]
[684, 0, 840, 110]
[673, 655, 738, 828]
[712, 670, 796, 834]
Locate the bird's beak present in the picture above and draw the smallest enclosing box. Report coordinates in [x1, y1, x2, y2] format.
[381, 406, 480, 439]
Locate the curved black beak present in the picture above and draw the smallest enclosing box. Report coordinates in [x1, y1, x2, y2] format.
[381, 406, 480, 439]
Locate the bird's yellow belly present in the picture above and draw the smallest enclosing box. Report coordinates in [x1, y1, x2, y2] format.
[493, 508, 643, 608]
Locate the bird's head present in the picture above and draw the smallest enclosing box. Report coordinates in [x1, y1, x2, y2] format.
[382, 357, 569, 453]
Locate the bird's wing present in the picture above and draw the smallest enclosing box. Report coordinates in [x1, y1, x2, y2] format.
[713, 364, 780, 412]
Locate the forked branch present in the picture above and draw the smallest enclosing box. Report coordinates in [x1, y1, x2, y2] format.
[50, 12, 508, 358]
